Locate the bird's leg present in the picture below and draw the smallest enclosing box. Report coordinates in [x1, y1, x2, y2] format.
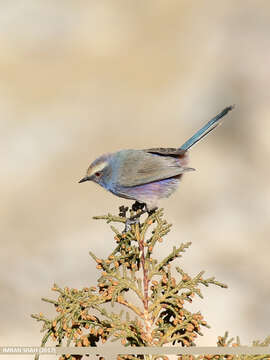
[128, 203, 157, 223]
[123, 202, 158, 232]
[124, 217, 140, 232]
[123, 202, 147, 232]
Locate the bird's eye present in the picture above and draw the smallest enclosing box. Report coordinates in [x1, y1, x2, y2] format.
[95, 172, 101, 177]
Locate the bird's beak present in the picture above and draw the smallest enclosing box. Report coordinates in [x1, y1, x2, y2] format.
[78, 176, 90, 183]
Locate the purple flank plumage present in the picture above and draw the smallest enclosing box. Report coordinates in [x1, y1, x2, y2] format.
[112, 176, 182, 210]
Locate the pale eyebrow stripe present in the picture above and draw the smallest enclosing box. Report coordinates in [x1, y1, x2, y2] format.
[87, 161, 108, 176]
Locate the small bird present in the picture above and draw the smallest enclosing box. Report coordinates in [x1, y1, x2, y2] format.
[79, 106, 234, 211]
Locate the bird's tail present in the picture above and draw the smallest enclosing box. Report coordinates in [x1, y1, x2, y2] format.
[180, 105, 234, 151]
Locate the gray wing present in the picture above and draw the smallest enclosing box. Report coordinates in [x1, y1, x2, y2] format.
[117, 149, 194, 187]
[145, 147, 186, 157]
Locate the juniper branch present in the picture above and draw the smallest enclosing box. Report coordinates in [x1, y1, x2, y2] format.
[32, 204, 270, 360]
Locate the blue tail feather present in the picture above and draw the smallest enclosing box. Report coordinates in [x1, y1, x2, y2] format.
[180, 105, 234, 151]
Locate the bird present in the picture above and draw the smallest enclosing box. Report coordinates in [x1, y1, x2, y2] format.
[79, 106, 234, 211]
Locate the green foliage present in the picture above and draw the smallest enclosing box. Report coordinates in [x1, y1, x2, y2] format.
[31, 206, 270, 360]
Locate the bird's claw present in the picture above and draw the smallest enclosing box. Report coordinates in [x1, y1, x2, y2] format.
[147, 207, 157, 216]
[132, 201, 146, 212]
[121, 202, 157, 232]
[119, 205, 129, 217]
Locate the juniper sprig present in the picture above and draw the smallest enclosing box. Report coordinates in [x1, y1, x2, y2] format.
[31, 205, 269, 360]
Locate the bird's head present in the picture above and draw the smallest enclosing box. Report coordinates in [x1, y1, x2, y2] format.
[79, 153, 112, 188]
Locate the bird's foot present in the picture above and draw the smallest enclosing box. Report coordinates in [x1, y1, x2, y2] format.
[147, 207, 157, 216]
[122, 202, 157, 232]
[122, 202, 145, 232]
[132, 201, 146, 212]
[119, 205, 129, 217]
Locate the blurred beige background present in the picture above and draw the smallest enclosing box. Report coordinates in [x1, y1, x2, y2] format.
[1, 0, 270, 357]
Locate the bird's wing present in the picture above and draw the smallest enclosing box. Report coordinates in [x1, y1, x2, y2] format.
[117, 150, 194, 187]
[144, 147, 186, 157]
